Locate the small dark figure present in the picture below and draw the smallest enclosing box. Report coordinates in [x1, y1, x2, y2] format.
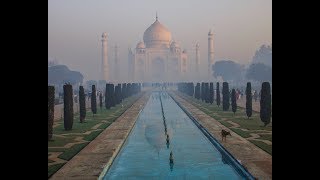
[169, 151, 174, 164]
[221, 129, 231, 142]
[166, 134, 170, 143]
[253, 91, 258, 102]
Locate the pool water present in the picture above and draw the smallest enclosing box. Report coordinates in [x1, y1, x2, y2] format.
[102, 91, 250, 179]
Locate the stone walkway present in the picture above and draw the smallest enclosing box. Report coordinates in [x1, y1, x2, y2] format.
[236, 95, 260, 112]
[50, 92, 150, 180]
[170, 92, 272, 179]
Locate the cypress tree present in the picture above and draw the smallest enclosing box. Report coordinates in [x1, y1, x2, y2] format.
[79, 86, 86, 123]
[63, 83, 74, 130]
[195, 83, 200, 99]
[122, 83, 127, 99]
[105, 84, 111, 109]
[110, 84, 115, 107]
[246, 82, 252, 119]
[119, 83, 122, 103]
[91, 85, 97, 114]
[216, 82, 221, 107]
[231, 89, 237, 114]
[205, 83, 210, 103]
[260, 82, 272, 127]
[48, 86, 55, 140]
[99, 92, 103, 109]
[209, 82, 214, 104]
[222, 82, 230, 111]
[201, 83, 204, 101]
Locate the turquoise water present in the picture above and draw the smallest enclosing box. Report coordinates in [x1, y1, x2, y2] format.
[103, 91, 247, 179]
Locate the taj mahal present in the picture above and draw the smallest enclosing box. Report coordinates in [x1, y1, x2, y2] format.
[101, 15, 215, 83]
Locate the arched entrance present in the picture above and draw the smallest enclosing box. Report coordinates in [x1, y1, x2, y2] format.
[151, 57, 165, 82]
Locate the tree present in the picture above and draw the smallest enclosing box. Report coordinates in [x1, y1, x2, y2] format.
[222, 82, 230, 111]
[245, 82, 252, 119]
[110, 84, 115, 107]
[252, 44, 272, 67]
[201, 83, 204, 101]
[246, 63, 272, 82]
[231, 89, 237, 114]
[212, 60, 243, 81]
[91, 85, 97, 114]
[216, 82, 221, 107]
[48, 65, 83, 85]
[260, 82, 272, 127]
[195, 83, 200, 100]
[209, 82, 214, 104]
[79, 86, 86, 123]
[48, 86, 55, 140]
[105, 84, 111, 109]
[63, 83, 74, 130]
[205, 83, 210, 103]
[122, 83, 127, 99]
[99, 92, 103, 110]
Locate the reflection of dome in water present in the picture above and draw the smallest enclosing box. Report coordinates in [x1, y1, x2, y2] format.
[145, 124, 166, 152]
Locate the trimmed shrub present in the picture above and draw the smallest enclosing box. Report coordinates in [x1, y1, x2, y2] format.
[63, 84, 74, 130]
[246, 82, 252, 119]
[231, 89, 237, 114]
[79, 86, 86, 123]
[222, 82, 230, 111]
[91, 85, 97, 114]
[48, 86, 55, 140]
[209, 82, 214, 104]
[260, 82, 271, 127]
[216, 82, 221, 107]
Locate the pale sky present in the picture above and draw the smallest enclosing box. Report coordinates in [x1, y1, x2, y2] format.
[48, 0, 272, 81]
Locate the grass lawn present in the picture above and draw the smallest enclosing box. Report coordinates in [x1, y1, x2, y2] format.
[249, 140, 272, 155]
[258, 134, 272, 141]
[58, 142, 90, 160]
[48, 93, 143, 178]
[176, 92, 272, 155]
[48, 163, 66, 178]
[230, 128, 252, 138]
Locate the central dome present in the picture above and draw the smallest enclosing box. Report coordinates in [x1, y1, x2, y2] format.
[143, 19, 172, 48]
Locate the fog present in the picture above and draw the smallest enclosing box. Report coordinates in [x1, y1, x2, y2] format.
[48, 0, 272, 82]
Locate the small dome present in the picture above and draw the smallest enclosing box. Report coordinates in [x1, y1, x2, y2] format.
[170, 41, 180, 48]
[136, 41, 145, 49]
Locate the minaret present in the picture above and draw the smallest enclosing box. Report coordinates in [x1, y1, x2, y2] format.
[195, 42, 200, 76]
[101, 32, 109, 81]
[208, 29, 214, 79]
[114, 44, 119, 82]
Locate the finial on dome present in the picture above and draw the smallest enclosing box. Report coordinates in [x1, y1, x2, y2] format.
[156, 12, 158, 21]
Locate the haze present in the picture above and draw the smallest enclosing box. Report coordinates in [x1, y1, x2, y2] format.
[48, 0, 272, 81]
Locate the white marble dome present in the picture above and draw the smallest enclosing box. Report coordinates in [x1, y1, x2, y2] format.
[143, 19, 172, 48]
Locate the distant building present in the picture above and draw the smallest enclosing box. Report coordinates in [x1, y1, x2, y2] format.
[127, 15, 188, 83]
[101, 15, 215, 83]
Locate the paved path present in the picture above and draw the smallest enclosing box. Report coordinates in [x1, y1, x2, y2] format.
[170, 92, 272, 180]
[50, 92, 150, 180]
[236, 95, 260, 112]
[54, 99, 91, 121]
